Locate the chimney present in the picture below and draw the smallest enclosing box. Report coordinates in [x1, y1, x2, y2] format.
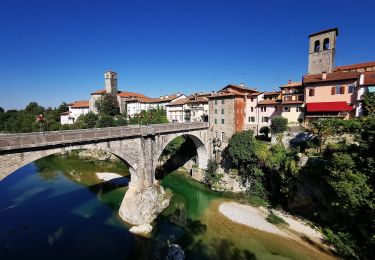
[360, 74, 365, 85]
[288, 79, 291, 84]
[322, 72, 327, 80]
[211, 91, 214, 95]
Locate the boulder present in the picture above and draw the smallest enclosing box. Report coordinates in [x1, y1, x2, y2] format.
[119, 184, 172, 230]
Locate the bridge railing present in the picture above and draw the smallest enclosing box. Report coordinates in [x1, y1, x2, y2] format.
[0, 122, 209, 151]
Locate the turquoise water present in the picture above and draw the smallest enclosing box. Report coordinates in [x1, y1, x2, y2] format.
[0, 155, 334, 259]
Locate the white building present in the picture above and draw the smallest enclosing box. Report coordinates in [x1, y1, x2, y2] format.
[60, 101, 90, 125]
[166, 93, 209, 123]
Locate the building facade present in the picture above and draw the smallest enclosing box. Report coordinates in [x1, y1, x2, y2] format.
[60, 101, 90, 125]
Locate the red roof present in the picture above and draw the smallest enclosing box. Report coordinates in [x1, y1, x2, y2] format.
[363, 72, 375, 86]
[303, 71, 359, 84]
[118, 91, 146, 98]
[306, 102, 353, 112]
[91, 89, 106, 95]
[334, 61, 375, 72]
[71, 101, 89, 108]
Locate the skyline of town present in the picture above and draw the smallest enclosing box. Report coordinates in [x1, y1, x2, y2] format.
[1, 0, 375, 110]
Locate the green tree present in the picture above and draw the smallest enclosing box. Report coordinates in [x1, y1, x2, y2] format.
[95, 93, 119, 116]
[96, 114, 115, 127]
[270, 116, 288, 134]
[57, 102, 69, 114]
[25, 102, 45, 115]
[0, 107, 4, 113]
[75, 112, 98, 128]
[363, 92, 375, 115]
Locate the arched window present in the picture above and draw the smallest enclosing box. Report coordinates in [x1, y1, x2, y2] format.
[323, 38, 329, 50]
[314, 40, 320, 52]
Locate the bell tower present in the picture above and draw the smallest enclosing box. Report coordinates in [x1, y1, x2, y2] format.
[104, 70, 118, 96]
[308, 28, 338, 74]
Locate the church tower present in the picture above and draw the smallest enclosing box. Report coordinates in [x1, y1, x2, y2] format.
[308, 28, 338, 74]
[104, 70, 118, 96]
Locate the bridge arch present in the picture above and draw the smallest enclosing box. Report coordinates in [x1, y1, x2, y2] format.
[0, 144, 137, 183]
[153, 132, 208, 176]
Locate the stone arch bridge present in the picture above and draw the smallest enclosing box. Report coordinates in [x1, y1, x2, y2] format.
[0, 122, 210, 228]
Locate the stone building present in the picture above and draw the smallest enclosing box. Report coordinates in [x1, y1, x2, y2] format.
[308, 28, 338, 75]
[88, 70, 184, 117]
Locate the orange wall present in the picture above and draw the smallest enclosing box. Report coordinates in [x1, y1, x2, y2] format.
[305, 80, 357, 104]
[234, 97, 245, 132]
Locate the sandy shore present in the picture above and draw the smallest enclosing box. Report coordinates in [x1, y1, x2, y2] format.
[219, 202, 328, 252]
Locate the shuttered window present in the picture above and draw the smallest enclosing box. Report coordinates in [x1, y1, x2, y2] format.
[309, 89, 315, 96]
[331, 87, 336, 95]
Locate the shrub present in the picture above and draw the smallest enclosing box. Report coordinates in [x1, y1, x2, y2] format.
[266, 212, 288, 226]
[323, 228, 359, 259]
[270, 116, 288, 134]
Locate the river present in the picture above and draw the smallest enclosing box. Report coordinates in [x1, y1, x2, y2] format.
[0, 154, 334, 259]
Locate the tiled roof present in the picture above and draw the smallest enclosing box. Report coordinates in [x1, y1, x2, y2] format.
[91, 89, 106, 95]
[303, 71, 359, 84]
[157, 94, 183, 102]
[220, 84, 258, 93]
[364, 72, 375, 86]
[280, 81, 303, 88]
[258, 100, 280, 105]
[167, 95, 208, 106]
[334, 61, 375, 72]
[71, 100, 89, 108]
[167, 98, 189, 106]
[118, 91, 146, 98]
[125, 97, 158, 103]
[281, 100, 304, 105]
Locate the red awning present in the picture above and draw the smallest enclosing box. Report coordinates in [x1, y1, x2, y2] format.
[306, 102, 353, 112]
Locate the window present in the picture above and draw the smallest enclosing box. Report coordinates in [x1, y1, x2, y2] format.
[298, 95, 304, 101]
[248, 116, 255, 123]
[221, 132, 225, 141]
[251, 107, 253, 112]
[323, 38, 329, 50]
[274, 106, 278, 111]
[284, 96, 292, 101]
[297, 107, 303, 112]
[283, 106, 290, 112]
[221, 119, 225, 124]
[309, 89, 315, 96]
[260, 107, 266, 112]
[251, 97, 254, 102]
[222, 99, 225, 104]
[334, 85, 345, 95]
[348, 85, 355, 93]
[214, 119, 217, 124]
[221, 108, 224, 114]
[314, 40, 320, 52]
[215, 100, 218, 105]
[215, 109, 217, 114]
[262, 117, 269, 123]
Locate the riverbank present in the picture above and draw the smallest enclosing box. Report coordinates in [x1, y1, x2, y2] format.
[218, 201, 334, 257]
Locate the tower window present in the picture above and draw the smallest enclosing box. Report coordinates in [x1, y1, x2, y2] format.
[314, 40, 320, 53]
[323, 38, 329, 50]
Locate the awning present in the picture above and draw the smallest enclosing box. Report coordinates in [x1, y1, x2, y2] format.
[306, 102, 353, 112]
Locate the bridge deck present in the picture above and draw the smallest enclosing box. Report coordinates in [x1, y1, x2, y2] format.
[0, 122, 209, 151]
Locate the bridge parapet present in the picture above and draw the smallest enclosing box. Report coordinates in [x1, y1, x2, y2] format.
[0, 122, 209, 151]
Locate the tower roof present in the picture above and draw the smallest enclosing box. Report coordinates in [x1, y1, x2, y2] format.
[309, 28, 338, 38]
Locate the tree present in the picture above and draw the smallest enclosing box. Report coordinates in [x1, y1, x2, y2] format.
[76, 112, 98, 128]
[0, 107, 4, 113]
[259, 126, 270, 138]
[57, 102, 69, 114]
[326, 152, 372, 211]
[95, 93, 119, 116]
[25, 102, 44, 115]
[96, 114, 115, 127]
[270, 116, 288, 134]
[363, 92, 375, 115]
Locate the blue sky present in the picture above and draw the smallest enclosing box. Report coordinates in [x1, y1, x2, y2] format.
[1, 0, 375, 110]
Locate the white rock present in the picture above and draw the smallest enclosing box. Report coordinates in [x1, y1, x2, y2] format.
[129, 224, 153, 235]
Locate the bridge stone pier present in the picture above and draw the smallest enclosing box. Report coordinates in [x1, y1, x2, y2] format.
[0, 122, 210, 230]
